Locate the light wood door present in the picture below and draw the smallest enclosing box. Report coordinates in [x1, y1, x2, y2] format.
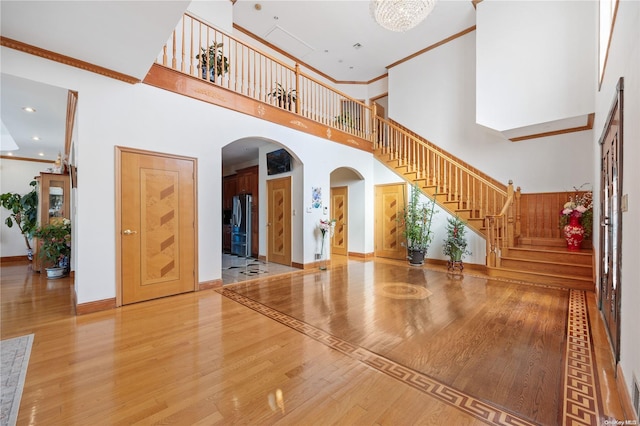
[331, 186, 348, 256]
[119, 149, 197, 305]
[267, 177, 291, 266]
[599, 78, 623, 361]
[375, 184, 406, 260]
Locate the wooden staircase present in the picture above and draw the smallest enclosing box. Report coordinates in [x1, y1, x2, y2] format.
[373, 124, 594, 291]
[487, 239, 594, 291]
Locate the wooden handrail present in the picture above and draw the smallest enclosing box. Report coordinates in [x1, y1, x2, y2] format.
[159, 13, 374, 139]
[374, 116, 507, 195]
[159, 13, 521, 265]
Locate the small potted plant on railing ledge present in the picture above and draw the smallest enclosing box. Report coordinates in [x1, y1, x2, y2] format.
[34, 218, 71, 279]
[196, 42, 230, 81]
[400, 184, 436, 266]
[334, 112, 355, 130]
[443, 215, 471, 272]
[268, 83, 297, 111]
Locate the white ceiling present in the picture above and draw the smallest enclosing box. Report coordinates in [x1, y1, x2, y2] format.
[0, 0, 475, 163]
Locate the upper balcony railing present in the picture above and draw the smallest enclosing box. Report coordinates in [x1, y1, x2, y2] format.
[157, 12, 373, 140]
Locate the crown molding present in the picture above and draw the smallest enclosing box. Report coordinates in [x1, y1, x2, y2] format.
[0, 37, 140, 84]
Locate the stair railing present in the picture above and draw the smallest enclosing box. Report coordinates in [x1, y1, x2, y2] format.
[159, 12, 521, 262]
[373, 115, 508, 221]
[485, 181, 521, 267]
[157, 12, 374, 141]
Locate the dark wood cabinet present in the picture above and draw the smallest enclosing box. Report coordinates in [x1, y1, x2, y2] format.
[222, 165, 259, 258]
[222, 224, 232, 252]
[222, 175, 237, 210]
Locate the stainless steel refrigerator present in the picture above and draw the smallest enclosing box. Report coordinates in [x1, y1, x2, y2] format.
[231, 194, 252, 257]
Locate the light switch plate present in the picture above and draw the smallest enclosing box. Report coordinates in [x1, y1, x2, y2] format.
[621, 194, 628, 212]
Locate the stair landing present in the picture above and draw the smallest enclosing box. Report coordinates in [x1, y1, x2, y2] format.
[488, 240, 595, 291]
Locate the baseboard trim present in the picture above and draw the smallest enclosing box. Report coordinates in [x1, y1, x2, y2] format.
[76, 298, 117, 315]
[347, 251, 375, 259]
[199, 279, 223, 290]
[425, 258, 487, 273]
[0, 256, 29, 263]
[616, 364, 640, 422]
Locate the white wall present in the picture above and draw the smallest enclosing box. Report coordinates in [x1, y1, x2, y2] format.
[476, 0, 596, 131]
[0, 159, 49, 256]
[592, 0, 640, 405]
[389, 28, 594, 194]
[1, 45, 376, 304]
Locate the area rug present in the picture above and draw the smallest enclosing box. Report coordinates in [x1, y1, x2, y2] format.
[1, 334, 34, 426]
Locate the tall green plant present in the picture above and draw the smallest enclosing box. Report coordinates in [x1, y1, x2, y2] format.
[400, 184, 436, 252]
[0, 181, 38, 251]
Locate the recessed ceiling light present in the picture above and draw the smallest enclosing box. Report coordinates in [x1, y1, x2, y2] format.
[22, 107, 36, 113]
[38, 152, 44, 156]
[32, 136, 40, 141]
[7, 152, 13, 156]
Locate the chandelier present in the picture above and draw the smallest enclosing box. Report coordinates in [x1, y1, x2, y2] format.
[370, 0, 437, 32]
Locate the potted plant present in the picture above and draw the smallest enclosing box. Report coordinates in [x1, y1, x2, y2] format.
[1, 181, 38, 259]
[443, 215, 471, 263]
[334, 112, 355, 130]
[33, 218, 71, 278]
[268, 83, 297, 111]
[400, 184, 436, 265]
[196, 42, 230, 81]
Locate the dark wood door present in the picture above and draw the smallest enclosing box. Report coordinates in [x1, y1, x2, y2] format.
[119, 148, 197, 305]
[599, 78, 624, 361]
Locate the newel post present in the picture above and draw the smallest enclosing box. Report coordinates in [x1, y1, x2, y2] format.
[295, 64, 301, 115]
[371, 102, 378, 148]
[515, 186, 521, 243]
[506, 180, 515, 248]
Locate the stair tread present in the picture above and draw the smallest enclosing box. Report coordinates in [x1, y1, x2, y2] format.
[501, 256, 592, 268]
[511, 245, 593, 256]
[489, 266, 592, 281]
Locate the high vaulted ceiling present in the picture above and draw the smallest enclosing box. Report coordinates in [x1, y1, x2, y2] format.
[1, 0, 475, 162]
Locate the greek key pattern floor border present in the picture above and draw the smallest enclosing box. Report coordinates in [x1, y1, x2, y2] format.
[563, 290, 600, 425]
[218, 287, 535, 426]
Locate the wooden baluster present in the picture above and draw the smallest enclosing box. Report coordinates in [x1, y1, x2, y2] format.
[180, 18, 185, 72]
[295, 64, 300, 114]
[515, 185, 521, 242]
[172, 29, 177, 70]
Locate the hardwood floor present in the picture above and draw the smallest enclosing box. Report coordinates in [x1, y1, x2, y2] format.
[0, 258, 627, 425]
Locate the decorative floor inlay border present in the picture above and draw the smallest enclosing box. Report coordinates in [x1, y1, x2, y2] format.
[218, 287, 535, 426]
[562, 290, 600, 425]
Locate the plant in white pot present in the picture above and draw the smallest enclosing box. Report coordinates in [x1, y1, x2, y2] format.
[33, 218, 71, 279]
[400, 184, 436, 265]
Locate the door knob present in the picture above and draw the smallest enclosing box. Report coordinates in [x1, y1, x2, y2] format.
[123, 229, 138, 235]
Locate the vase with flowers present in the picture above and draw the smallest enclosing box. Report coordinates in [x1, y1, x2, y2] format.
[559, 186, 593, 251]
[318, 218, 336, 270]
[34, 218, 71, 278]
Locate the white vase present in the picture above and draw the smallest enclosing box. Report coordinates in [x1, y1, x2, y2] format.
[45, 267, 66, 279]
